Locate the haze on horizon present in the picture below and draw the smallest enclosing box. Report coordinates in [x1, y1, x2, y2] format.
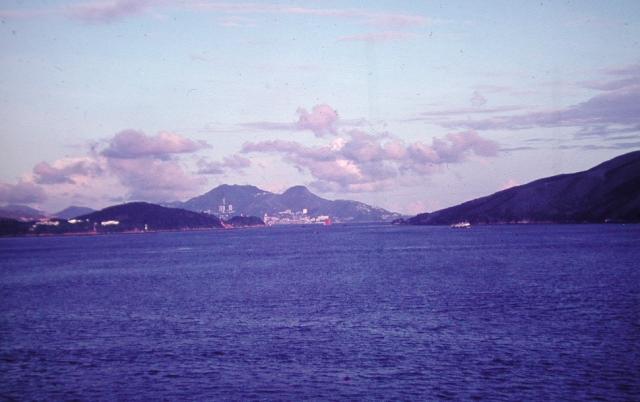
[1, 0, 639, 215]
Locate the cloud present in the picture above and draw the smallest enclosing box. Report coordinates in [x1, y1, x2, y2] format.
[242, 104, 339, 137]
[190, 3, 429, 27]
[99, 129, 209, 200]
[438, 63, 640, 145]
[57, 1, 430, 27]
[442, 85, 640, 135]
[337, 31, 416, 43]
[429, 131, 499, 161]
[0, 181, 46, 204]
[599, 62, 640, 77]
[415, 105, 523, 118]
[7, 128, 212, 208]
[581, 77, 640, 91]
[107, 158, 205, 201]
[33, 157, 103, 184]
[295, 104, 338, 136]
[242, 130, 498, 192]
[197, 155, 251, 175]
[559, 142, 640, 151]
[574, 124, 640, 138]
[581, 63, 640, 91]
[68, 0, 153, 23]
[101, 129, 209, 159]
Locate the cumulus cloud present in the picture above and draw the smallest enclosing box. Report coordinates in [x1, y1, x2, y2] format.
[0, 181, 46, 204]
[295, 104, 339, 136]
[101, 129, 209, 159]
[33, 157, 102, 184]
[107, 158, 205, 202]
[98, 129, 210, 200]
[242, 104, 339, 137]
[2, 128, 213, 208]
[197, 155, 252, 175]
[242, 130, 498, 192]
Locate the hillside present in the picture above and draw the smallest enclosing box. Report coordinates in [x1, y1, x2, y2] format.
[405, 151, 640, 225]
[176, 184, 401, 222]
[53, 206, 95, 219]
[0, 204, 46, 221]
[178, 184, 272, 215]
[77, 202, 223, 231]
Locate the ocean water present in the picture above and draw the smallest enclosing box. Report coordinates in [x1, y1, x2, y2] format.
[1, 224, 639, 400]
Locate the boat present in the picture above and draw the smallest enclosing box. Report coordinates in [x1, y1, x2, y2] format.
[450, 221, 471, 229]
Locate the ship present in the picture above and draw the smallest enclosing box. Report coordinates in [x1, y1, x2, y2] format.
[450, 221, 471, 229]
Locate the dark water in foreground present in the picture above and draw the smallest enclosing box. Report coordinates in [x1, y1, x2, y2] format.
[1, 224, 639, 400]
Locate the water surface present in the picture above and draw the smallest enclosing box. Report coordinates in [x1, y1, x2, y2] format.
[1, 224, 639, 400]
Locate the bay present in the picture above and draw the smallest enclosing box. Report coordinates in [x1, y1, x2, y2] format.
[1, 224, 639, 400]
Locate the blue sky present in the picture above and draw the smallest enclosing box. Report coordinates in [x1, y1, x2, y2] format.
[1, 0, 639, 213]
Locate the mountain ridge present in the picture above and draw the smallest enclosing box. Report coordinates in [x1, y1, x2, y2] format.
[76, 202, 224, 231]
[53, 206, 95, 219]
[404, 150, 640, 225]
[174, 184, 401, 222]
[0, 204, 46, 221]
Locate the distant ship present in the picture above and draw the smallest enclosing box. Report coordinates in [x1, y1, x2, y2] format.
[324, 217, 332, 226]
[450, 221, 471, 229]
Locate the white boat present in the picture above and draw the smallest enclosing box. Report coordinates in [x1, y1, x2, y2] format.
[450, 221, 471, 228]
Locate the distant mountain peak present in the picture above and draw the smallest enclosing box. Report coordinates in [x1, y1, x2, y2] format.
[174, 183, 401, 222]
[282, 185, 312, 195]
[53, 205, 95, 219]
[211, 183, 266, 191]
[0, 204, 46, 221]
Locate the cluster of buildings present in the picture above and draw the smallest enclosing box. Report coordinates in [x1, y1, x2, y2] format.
[201, 198, 234, 219]
[200, 198, 332, 225]
[263, 208, 331, 226]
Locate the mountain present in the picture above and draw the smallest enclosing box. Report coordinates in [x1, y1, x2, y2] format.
[53, 206, 95, 219]
[77, 202, 223, 231]
[405, 150, 640, 225]
[178, 184, 272, 215]
[0, 204, 46, 221]
[176, 184, 401, 222]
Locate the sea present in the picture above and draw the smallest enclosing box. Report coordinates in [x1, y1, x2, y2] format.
[1, 224, 639, 400]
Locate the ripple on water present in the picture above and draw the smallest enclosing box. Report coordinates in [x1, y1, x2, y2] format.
[1, 224, 639, 400]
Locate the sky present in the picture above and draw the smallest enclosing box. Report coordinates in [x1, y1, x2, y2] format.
[0, 0, 639, 214]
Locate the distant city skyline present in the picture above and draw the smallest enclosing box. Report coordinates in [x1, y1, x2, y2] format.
[1, 0, 639, 214]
